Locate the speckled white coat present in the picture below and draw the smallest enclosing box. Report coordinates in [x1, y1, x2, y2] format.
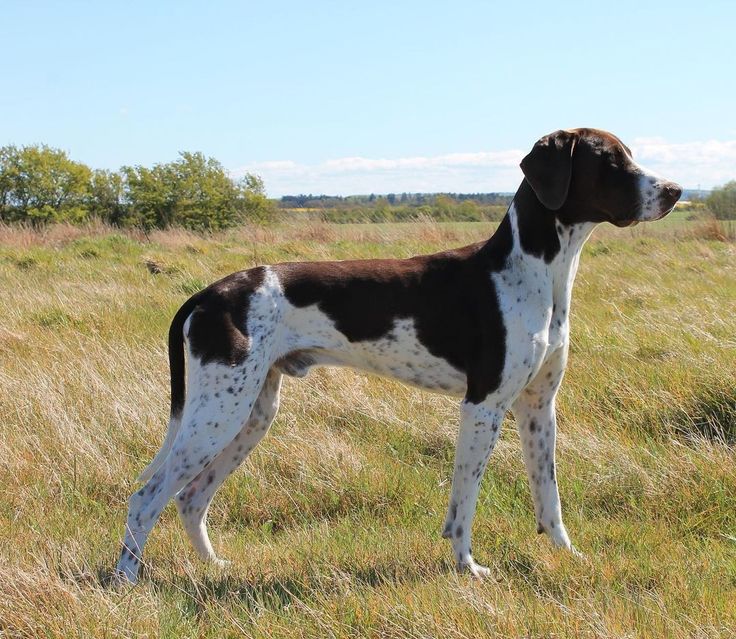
[115, 141, 678, 583]
[115, 204, 596, 582]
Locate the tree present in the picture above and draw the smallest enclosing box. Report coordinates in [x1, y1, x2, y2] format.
[237, 173, 275, 223]
[0, 145, 274, 229]
[121, 163, 175, 229]
[0, 144, 91, 223]
[89, 169, 127, 225]
[706, 181, 736, 220]
[0, 146, 15, 213]
[457, 199, 482, 221]
[168, 152, 242, 230]
[433, 194, 454, 219]
[122, 152, 274, 230]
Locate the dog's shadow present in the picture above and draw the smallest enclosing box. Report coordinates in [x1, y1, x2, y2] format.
[91, 557, 456, 609]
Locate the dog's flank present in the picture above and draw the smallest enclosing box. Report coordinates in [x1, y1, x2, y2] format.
[115, 128, 682, 583]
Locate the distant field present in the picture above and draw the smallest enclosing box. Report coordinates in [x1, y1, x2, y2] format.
[0, 217, 734, 638]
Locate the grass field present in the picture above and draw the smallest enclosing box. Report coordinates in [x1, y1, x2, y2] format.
[0, 214, 735, 638]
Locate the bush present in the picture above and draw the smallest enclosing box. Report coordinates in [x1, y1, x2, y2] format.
[706, 181, 736, 220]
[122, 153, 276, 230]
[316, 199, 506, 223]
[0, 145, 274, 230]
[0, 145, 92, 224]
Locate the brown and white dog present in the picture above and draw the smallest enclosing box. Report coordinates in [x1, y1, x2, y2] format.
[115, 128, 681, 583]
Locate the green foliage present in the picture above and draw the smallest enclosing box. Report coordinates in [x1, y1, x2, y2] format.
[706, 180, 736, 219]
[0, 145, 92, 223]
[0, 144, 274, 229]
[280, 192, 512, 208]
[279, 192, 510, 223]
[237, 173, 275, 224]
[88, 169, 126, 225]
[313, 195, 505, 223]
[122, 152, 272, 230]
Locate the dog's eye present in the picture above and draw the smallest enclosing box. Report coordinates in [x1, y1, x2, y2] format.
[608, 151, 624, 167]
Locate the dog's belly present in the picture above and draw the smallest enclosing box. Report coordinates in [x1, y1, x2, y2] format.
[279, 309, 467, 396]
[345, 322, 468, 394]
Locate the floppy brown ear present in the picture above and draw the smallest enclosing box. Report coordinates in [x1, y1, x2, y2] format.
[520, 130, 578, 210]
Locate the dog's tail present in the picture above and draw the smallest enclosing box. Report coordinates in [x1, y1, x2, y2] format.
[137, 293, 203, 483]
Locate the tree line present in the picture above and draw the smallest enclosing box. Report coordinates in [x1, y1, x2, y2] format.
[0, 144, 274, 230]
[279, 192, 513, 209]
[279, 193, 512, 223]
[3, 143, 734, 228]
[314, 195, 507, 223]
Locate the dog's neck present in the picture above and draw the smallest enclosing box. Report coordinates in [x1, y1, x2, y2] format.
[485, 183, 597, 324]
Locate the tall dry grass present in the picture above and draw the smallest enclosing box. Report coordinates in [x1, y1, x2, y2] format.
[0, 219, 734, 638]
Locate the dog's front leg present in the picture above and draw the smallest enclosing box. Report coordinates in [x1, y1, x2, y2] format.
[442, 399, 506, 578]
[512, 348, 576, 553]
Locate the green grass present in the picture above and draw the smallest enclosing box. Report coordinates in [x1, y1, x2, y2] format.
[0, 218, 734, 638]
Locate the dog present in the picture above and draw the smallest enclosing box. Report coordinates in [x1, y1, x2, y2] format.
[115, 128, 682, 583]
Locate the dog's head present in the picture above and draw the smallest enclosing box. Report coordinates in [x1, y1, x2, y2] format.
[520, 128, 681, 227]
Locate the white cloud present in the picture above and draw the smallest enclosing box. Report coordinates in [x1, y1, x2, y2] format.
[631, 138, 736, 189]
[233, 149, 526, 196]
[318, 150, 522, 173]
[232, 138, 736, 197]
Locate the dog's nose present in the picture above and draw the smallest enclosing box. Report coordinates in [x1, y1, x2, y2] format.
[663, 182, 682, 202]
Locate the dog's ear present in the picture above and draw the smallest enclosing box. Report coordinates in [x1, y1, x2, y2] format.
[520, 130, 578, 210]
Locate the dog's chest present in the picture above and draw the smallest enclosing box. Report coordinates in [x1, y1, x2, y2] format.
[492, 250, 575, 389]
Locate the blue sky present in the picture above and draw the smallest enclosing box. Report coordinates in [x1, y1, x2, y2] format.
[1, 1, 734, 195]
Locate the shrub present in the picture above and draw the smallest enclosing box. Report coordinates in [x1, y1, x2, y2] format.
[0, 144, 274, 230]
[706, 181, 736, 220]
[0, 145, 92, 224]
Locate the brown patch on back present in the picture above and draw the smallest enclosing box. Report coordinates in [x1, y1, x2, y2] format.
[278, 219, 513, 404]
[187, 267, 266, 366]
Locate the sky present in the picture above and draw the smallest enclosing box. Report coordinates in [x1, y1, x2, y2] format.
[1, 0, 735, 196]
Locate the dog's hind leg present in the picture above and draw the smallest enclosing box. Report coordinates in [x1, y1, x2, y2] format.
[175, 367, 282, 564]
[115, 354, 271, 583]
[512, 348, 576, 553]
[136, 414, 182, 483]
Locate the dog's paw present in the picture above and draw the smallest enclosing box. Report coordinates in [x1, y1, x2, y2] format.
[109, 568, 138, 588]
[457, 556, 491, 579]
[570, 546, 587, 560]
[211, 558, 232, 569]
